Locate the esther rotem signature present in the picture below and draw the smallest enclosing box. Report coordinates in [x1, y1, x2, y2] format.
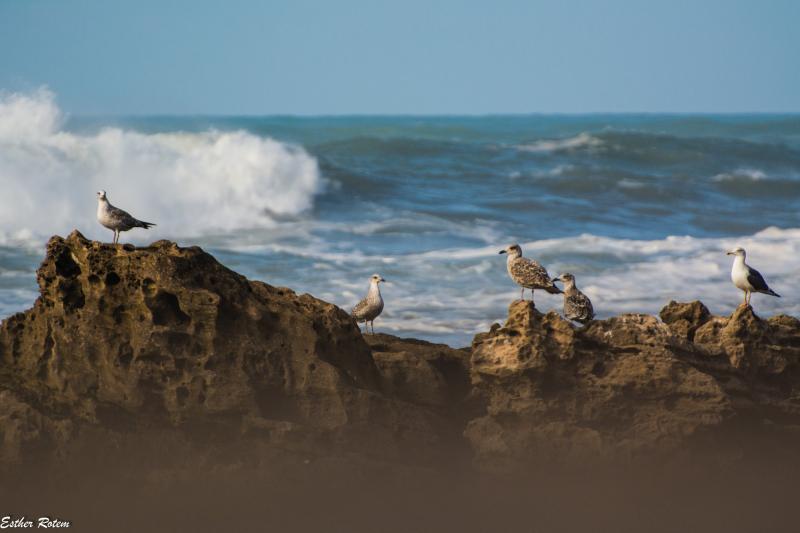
[0, 516, 71, 529]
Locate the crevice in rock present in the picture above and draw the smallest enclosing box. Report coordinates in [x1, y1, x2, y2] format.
[57, 279, 85, 312]
[54, 249, 81, 279]
[146, 291, 190, 327]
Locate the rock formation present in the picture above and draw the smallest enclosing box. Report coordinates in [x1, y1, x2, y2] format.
[0, 231, 453, 471]
[1, 232, 799, 478]
[467, 300, 800, 470]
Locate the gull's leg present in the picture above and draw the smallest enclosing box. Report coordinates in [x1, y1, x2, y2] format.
[520, 287, 525, 301]
[531, 289, 535, 306]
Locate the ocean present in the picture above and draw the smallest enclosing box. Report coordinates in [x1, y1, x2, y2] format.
[1, 90, 799, 346]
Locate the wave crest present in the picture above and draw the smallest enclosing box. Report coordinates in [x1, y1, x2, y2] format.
[0, 88, 322, 242]
[712, 168, 768, 182]
[516, 132, 602, 153]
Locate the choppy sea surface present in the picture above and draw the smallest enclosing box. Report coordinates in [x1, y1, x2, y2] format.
[1, 90, 799, 346]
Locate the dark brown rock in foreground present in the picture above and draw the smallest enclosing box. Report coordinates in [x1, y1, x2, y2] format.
[467, 300, 800, 470]
[2, 232, 800, 473]
[0, 232, 800, 533]
[2, 233, 800, 533]
[0, 231, 452, 470]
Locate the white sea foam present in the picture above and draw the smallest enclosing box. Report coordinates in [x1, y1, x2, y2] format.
[0, 88, 323, 243]
[517, 132, 602, 153]
[712, 168, 768, 182]
[617, 178, 645, 189]
[236, 226, 799, 345]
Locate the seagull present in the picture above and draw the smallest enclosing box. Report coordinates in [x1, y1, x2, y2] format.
[552, 273, 595, 324]
[351, 274, 385, 334]
[96, 190, 156, 244]
[727, 247, 780, 307]
[499, 243, 561, 303]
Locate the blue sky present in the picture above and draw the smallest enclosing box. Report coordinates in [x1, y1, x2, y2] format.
[1, 0, 798, 114]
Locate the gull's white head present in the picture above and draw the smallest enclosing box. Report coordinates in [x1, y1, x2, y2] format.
[370, 273, 386, 284]
[96, 190, 107, 201]
[726, 247, 746, 258]
[498, 244, 522, 257]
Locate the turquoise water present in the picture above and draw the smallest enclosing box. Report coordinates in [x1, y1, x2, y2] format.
[1, 93, 799, 345]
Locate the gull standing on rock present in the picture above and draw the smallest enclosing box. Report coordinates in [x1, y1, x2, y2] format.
[351, 274, 385, 334]
[552, 273, 595, 324]
[727, 247, 780, 306]
[96, 190, 156, 244]
[499, 244, 561, 304]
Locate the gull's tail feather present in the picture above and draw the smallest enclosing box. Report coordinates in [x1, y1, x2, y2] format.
[763, 288, 780, 298]
[545, 285, 563, 295]
[137, 220, 156, 229]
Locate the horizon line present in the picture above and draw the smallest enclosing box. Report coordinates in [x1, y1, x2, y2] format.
[68, 110, 800, 119]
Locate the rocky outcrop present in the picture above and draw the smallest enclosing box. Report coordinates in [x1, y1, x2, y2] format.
[465, 300, 800, 470]
[466, 303, 727, 469]
[1, 232, 799, 479]
[0, 231, 454, 471]
[365, 333, 470, 414]
[659, 299, 711, 341]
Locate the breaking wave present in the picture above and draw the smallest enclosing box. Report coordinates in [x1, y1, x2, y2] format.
[0, 88, 323, 244]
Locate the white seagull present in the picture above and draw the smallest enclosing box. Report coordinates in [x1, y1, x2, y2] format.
[726, 247, 780, 307]
[351, 274, 385, 334]
[96, 190, 156, 244]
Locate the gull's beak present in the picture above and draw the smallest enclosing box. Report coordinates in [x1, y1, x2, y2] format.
[726, 251, 733, 255]
[498, 250, 507, 255]
[551, 277, 560, 283]
[380, 277, 386, 282]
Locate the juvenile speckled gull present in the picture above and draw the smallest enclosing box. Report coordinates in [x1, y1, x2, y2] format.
[96, 190, 156, 244]
[498, 243, 561, 303]
[351, 274, 385, 334]
[553, 273, 595, 324]
[726, 247, 780, 306]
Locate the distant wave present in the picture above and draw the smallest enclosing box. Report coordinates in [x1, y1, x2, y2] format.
[516, 132, 602, 153]
[0, 88, 323, 244]
[517, 130, 800, 172]
[712, 168, 768, 182]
